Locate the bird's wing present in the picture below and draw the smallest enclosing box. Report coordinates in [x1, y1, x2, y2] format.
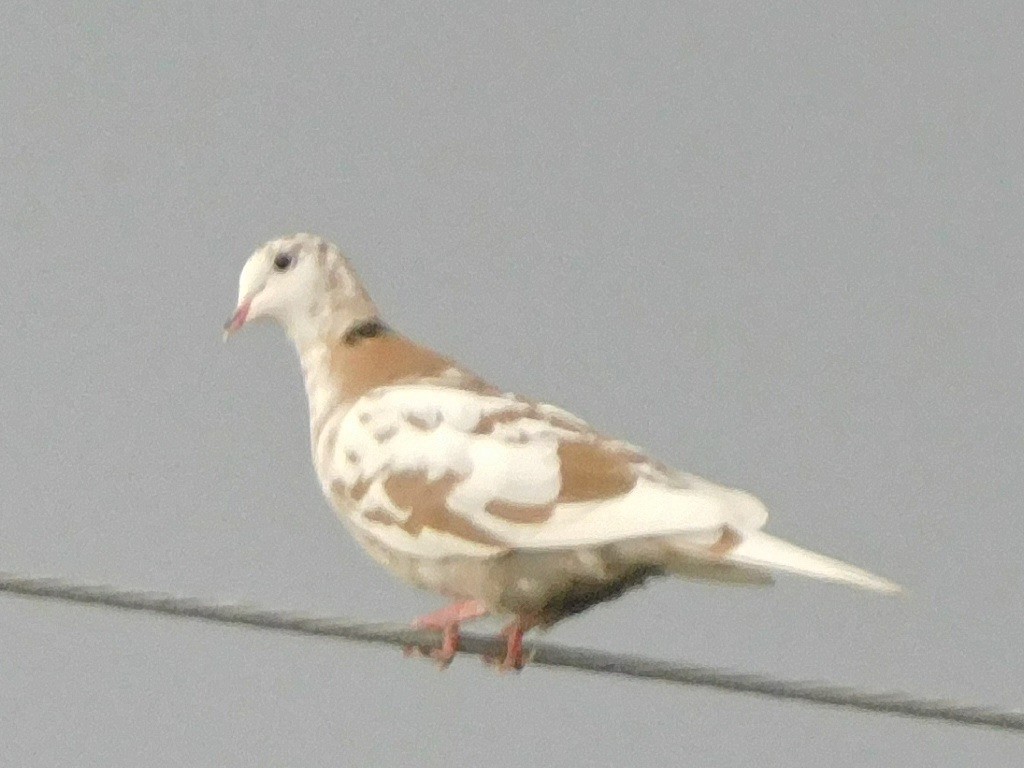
[326, 384, 768, 559]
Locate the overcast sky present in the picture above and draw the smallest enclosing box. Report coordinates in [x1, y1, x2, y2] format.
[2, 2, 1022, 765]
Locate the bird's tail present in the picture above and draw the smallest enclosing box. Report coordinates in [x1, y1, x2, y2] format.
[717, 530, 901, 593]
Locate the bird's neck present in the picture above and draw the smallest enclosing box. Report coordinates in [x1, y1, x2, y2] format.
[294, 314, 384, 422]
[295, 323, 491, 490]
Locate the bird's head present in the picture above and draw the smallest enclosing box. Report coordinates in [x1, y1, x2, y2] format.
[224, 234, 378, 346]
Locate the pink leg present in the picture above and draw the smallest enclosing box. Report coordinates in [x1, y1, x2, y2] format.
[412, 599, 490, 630]
[485, 615, 537, 672]
[405, 599, 489, 669]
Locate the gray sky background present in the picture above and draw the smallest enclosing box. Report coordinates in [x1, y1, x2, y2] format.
[2, 2, 1022, 766]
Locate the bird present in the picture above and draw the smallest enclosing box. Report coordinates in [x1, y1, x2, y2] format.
[224, 233, 900, 670]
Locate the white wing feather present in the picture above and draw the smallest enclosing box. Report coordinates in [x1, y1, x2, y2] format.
[330, 385, 768, 555]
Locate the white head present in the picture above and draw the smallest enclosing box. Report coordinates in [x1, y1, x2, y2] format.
[224, 234, 378, 346]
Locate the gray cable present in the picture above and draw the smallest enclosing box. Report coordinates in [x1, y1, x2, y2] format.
[1, 572, 1020, 734]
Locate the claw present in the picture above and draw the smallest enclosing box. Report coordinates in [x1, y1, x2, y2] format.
[483, 616, 536, 672]
[405, 599, 489, 669]
[430, 624, 460, 669]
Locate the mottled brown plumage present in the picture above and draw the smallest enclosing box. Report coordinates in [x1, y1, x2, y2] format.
[226, 233, 901, 670]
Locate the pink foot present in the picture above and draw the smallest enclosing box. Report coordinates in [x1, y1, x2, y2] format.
[405, 599, 489, 669]
[484, 616, 536, 672]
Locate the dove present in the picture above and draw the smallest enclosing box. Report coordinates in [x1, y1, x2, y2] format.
[225, 233, 900, 670]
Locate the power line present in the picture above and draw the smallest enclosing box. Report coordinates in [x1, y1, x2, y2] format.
[1, 571, 1020, 734]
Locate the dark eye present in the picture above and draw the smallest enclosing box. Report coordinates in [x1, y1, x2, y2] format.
[273, 253, 293, 271]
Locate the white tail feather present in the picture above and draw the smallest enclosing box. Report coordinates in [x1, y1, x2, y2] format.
[722, 531, 901, 593]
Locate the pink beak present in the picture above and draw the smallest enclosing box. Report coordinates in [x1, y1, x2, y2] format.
[223, 297, 252, 340]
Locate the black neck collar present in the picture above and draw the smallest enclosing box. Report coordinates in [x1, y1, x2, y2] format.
[342, 318, 391, 345]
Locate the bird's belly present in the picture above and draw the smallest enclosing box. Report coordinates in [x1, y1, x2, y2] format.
[343, 519, 664, 625]
[342, 518, 500, 600]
